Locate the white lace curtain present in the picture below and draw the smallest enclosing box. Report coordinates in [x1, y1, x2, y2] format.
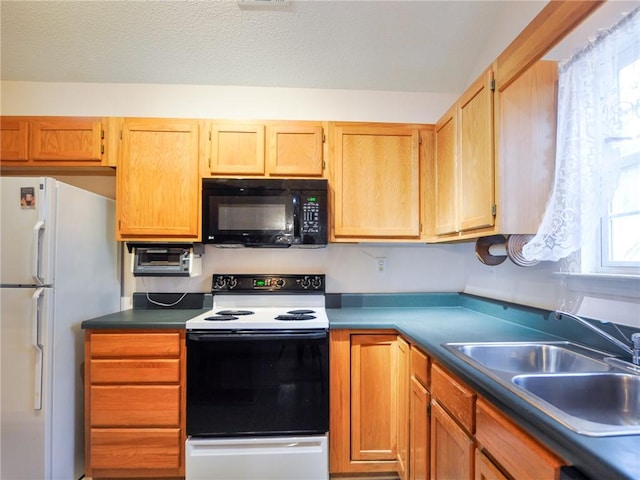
[522, 7, 640, 262]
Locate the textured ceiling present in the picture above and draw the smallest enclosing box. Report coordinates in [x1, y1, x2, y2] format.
[0, 0, 538, 94]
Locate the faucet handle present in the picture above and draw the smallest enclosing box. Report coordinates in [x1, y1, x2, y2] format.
[633, 333, 640, 366]
[632, 333, 640, 348]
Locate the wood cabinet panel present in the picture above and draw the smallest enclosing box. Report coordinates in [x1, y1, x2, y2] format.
[90, 359, 180, 384]
[332, 124, 421, 239]
[329, 329, 399, 475]
[431, 363, 476, 434]
[90, 428, 182, 470]
[433, 106, 458, 236]
[209, 122, 265, 175]
[476, 398, 564, 480]
[430, 401, 474, 480]
[496, 60, 558, 234]
[475, 449, 508, 480]
[0, 118, 29, 161]
[411, 345, 429, 388]
[351, 333, 398, 461]
[410, 376, 430, 480]
[90, 385, 180, 426]
[31, 119, 102, 161]
[266, 124, 324, 176]
[397, 336, 410, 480]
[458, 68, 495, 231]
[117, 118, 200, 240]
[90, 332, 181, 358]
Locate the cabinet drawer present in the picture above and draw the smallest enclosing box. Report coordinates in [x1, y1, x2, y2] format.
[411, 345, 429, 387]
[90, 385, 180, 426]
[431, 363, 476, 433]
[476, 398, 564, 480]
[90, 359, 180, 384]
[90, 428, 181, 470]
[90, 332, 181, 358]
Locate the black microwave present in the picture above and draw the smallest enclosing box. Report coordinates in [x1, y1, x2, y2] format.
[202, 178, 328, 247]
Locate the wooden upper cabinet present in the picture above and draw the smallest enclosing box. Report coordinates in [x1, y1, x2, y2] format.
[331, 123, 422, 240]
[266, 124, 324, 177]
[430, 67, 495, 239]
[458, 67, 495, 232]
[116, 118, 201, 241]
[434, 106, 458, 236]
[208, 122, 265, 175]
[0, 118, 29, 161]
[204, 121, 325, 177]
[0, 116, 107, 167]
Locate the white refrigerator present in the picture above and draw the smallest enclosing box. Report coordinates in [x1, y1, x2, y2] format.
[0, 177, 121, 480]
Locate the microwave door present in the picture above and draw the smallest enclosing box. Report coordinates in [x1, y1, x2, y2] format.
[208, 194, 295, 246]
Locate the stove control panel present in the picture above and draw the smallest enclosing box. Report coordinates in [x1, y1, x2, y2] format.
[211, 274, 325, 293]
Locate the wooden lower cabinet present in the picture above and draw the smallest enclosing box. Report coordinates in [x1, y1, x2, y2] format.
[475, 450, 508, 480]
[476, 398, 564, 480]
[397, 336, 410, 480]
[85, 330, 186, 478]
[430, 401, 475, 480]
[329, 329, 400, 475]
[409, 347, 430, 480]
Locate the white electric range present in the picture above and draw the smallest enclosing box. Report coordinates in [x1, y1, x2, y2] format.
[185, 273, 329, 480]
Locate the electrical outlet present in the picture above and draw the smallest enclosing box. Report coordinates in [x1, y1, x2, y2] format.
[376, 257, 386, 274]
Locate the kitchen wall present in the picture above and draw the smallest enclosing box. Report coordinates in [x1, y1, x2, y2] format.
[2, 3, 638, 328]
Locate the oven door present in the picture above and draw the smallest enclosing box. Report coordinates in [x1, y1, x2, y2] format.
[186, 329, 329, 437]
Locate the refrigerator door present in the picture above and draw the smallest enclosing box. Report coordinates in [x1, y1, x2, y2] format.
[0, 286, 49, 480]
[0, 177, 55, 286]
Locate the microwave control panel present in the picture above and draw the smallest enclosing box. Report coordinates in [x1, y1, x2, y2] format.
[302, 198, 321, 234]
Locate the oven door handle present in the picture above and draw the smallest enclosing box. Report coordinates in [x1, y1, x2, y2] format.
[187, 330, 327, 342]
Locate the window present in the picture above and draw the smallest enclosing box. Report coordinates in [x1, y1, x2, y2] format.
[522, 7, 640, 279]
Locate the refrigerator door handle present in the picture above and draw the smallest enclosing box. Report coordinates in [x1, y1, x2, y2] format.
[32, 287, 44, 410]
[32, 220, 45, 286]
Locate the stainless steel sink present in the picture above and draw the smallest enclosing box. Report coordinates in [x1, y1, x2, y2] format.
[447, 342, 610, 374]
[513, 373, 640, 435]
[442, 341, 640, 436]
[444, 342, 611, 374]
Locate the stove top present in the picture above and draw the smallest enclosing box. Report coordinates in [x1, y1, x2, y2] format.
[185, 274, 328, 330]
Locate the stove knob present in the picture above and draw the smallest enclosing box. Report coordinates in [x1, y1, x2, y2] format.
[311, 276, 323, 289]
[227, 276, 238, 289]
[275, 278, 286, 288]
[300, 276, 311, 289]
[214, 276, 227, 289]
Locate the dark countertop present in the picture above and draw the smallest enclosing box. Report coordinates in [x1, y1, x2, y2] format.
[81, 291, 640, 480]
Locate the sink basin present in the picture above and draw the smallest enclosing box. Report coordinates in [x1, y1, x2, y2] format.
[444, 342, 610, 375]
[513, 373, 640, 435]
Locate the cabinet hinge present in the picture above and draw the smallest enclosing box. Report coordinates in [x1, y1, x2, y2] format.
[322, 160, 326, 170]
[490, 78, 496, 91]
[491, 204, 497, 216]
[101, 145, 104, 155]
[119, 130, 123, 140]
[209, 131, 212, 141]
[101, 129, 105, 140]
[427, 402, 431, 417]
[418, 134, 423, 145]
[322, 134, 326, 143]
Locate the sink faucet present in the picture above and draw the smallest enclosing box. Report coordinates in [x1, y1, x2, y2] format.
[555, 311, 640, 366]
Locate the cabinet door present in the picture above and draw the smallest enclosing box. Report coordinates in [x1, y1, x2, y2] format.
[0, 118, 29, 161]
[209, 122, 265, 175]
[397, 337, 410, 480]
[351, 334, 398, 462]
[333, 125, 420, 238]
[266, 124, 324, 177]
[475, 450, 508, 480]
[433, 107, 458, 235]
[410, 376, 430, 480]
[430, 401, 474, 480]
[117, 118, 200, 240]
[31, 118, 103, 162]
[458, 67, 495, 231]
